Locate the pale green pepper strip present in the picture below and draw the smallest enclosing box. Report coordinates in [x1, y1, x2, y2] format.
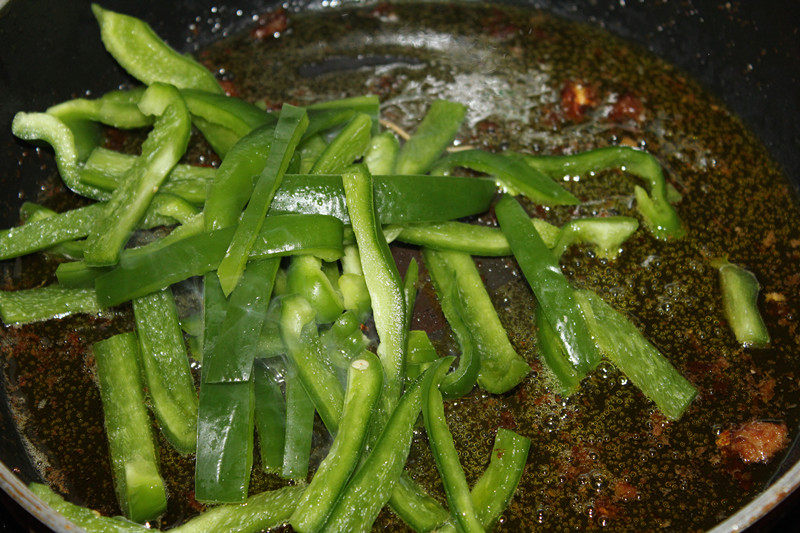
[92, 4, 222, 93]
[287, 255, 344, 324]
[395, 99, 467, 175]
[47, 87, 152, 129]
[291, 351, 383, 533]
[311, 113, 372, 175]
[713, 258, 771, 347]
[364, 130, 400, 175]
[0, 286, 101, 325]
[83, 83, 191, 266]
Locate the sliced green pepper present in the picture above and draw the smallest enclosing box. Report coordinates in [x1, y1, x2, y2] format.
[297, 135, 328, 174]
[337, 245, 372, 321]
[287, 255, 345, 324]
[551, 216, 639, 259]
[395, 99, 466, 175]
[310, 113, 372, 175]
[47, 87, 152, 129]
[254, 359, 286, 475]
[713, 258, 771, 347]
[364, 130, 400, 175]
[92, 4, 222, 93]
[92, 332, 167, 522]
[291, 352, 383, 533]
[217, 105, 308, 295]
[282, 357, 316, 481]
[83, 83, 191, 266]
[535, 304, 582, 397]
[0, 285, 100, 325]
[495, 194, 600, 375]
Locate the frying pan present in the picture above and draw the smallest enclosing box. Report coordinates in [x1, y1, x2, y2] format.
[0, 0, 799, 531]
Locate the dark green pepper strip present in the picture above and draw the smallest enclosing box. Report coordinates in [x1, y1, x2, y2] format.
[0, 286, 100, 325]
[303, 109, 357, 140]
[576, 290, 697, 420]
[282, 357, 316, 481]
[432, 149, 578, 206]
[217, 104, 308, 295]
[307, 95, 380, 133]
[422, 363, 483, 533]
[95, 214, 344, 307]
[203, 259, 280, 383]
[342, 164, 407, 412]
[280, 295, 344, 434]
[192, 117, 242, 158]
[182, 88, 274, 137]
[82, 147, 214, 206]
[29, 483, 149, 533]
[297, 135, 328, 174]
[47, 88, 152, 129]
[311, 113, 372, 175]
[92, 332, 167, 522]
[421, 249, 481, 398]
[12, 112, 106, 199]
[535, 304, 582, 397]
[520, 146, 685, 239]
[84, 83, 191, 266]
[712, 258, 771, 347]
[254, 358, 287, 475]
[395, 99, 467, 175]
[322, 357, 453, 532]
[287, 255, 345, 324]
[132, 289, 198, 454]
[423, 247, 531, 394]
[92, 4, 222, 93]
[496, 194, 600, 375]
[364, 131, 400, 175]
[438, 428, 531, 532]
[291, 351, 383, 533]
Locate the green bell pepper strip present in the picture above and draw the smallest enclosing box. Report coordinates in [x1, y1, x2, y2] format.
[422, 247, 531, 395]
[92, 4, 222, 94]
[432, 149, 578, 206]
[195, 380, 256, 503]
[406, 330, 439, 382]
[47, 88, 152, 129]
[303, 109, 358, 141]
[495, 194, 600, 375]
[551, 216, 639, 259]
[307, 95, 380, 132]
[395, 99, 467, 175]
[287, 255, 345, 324]
[132, 289, 198, 454]
[256, 299, 286, 360]
[291, 352, 383, 533]
[519, 146, 685, 240]
[422, 364, 482, 533]
[310, 113, 373, 175]
[280, 295, 344, 434]
[437, 428, 531, 532]
[205, 124, 274, 231]
[82, 147, 214, 206]
[576, 290, 697, 420]
[92, 332, 167, 522]
[342, 164, 407, 413]
[364, 130, 400, 175]
[217, 104, 308, 295]
[0, 286, 101, 325]
[403, 257, 419, 329]
[192, 117, 241, 157]
[712, 258, 771, 347]
[83, 83, 191, 266]
[297, 134, 328, 174]
[422, 249, 481, 398]
[56, 260, 104, 288]
[182, 88, 274, 137]
[94, 214, 344, 307]
[318, 310, 369, 372]
[203, 259, 280, 383]
[282, 357, 316, 481]
[254, 358, 286, 475]
[322, 358, 452, 532]
[12, 112, 106, 199]
[29, 482, 306, 533]
[535, 304, 582, 397]
[338, 245, 372, 321]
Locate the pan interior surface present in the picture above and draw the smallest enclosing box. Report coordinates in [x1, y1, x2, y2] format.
[1, 1, 800, 531]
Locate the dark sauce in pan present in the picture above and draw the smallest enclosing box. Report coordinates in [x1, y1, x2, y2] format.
[2, 3, 800, 531]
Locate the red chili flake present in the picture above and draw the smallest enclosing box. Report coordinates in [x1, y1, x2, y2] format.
[218, 80, 240, 98]
[560, 80, 597, 122]
[251, 9, 288, 40]
[608, 94, 645, 123]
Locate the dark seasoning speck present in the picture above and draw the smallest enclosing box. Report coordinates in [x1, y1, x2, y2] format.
[2, 2, 800, 532]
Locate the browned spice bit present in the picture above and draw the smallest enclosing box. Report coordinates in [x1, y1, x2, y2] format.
[608, 94, 645, 124]
[611, 480, 638, 502]
[757, 377, 776, 403]
[716, 420, 789, 463]
[367, 2, 399, 23]
[560, 80, 597, 122]
[480, 8, 521, 39]
[789, 238, 800, 248]
[218, 79, 240, 98]
[765, 292, 787, 303]
[102, 128, 128, 152]
[761, 230, 777, 249]
[250, 9, 288, 40]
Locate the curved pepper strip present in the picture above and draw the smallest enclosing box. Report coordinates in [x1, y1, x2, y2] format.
[432, 148, 578, 206]
[84, 83, 191, 266]
[395, 99, 467, 175]
[182, 88, 275, 137]
[364, 130, 400, 175]
[495, 194, 600, 375]
[342, 164, 407, 413]
[321, 357, 454, 533]
[47, 87, 152, 129]
[535, 303, 582, 397]
[92, 4, 222, 93]
[712, 258, 770, 348]
[519, 146, 685, 240]
[311, 113, 372, 175]
[287, 255, 345, 324]
[94, 214, 344, 307]
[291, 352, 383, 533]
[0, 285, 100, 326]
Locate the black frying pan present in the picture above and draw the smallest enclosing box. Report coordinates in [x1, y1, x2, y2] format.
[0, 0, 799, 531]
